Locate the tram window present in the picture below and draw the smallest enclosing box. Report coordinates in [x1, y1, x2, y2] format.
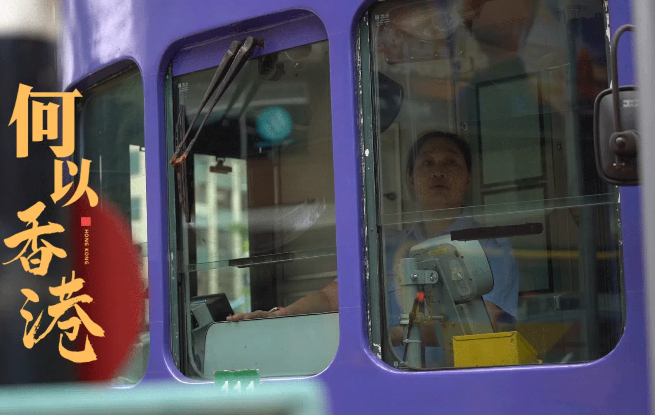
[76, 66, 149, 383]
[361, 0, 623, 370]
[172, 40, 338, 379]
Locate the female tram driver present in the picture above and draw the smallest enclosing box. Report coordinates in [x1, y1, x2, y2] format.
[228, 131, 519, 336]
[227, 0, 544, 331]
[386, 131, 519, 348]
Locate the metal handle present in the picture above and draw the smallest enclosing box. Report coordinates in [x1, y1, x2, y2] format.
[611, 24, 635, 133]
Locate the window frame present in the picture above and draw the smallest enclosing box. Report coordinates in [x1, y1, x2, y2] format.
[73, 63, 150, 384]
[167, 14, 337, 379]
[358, 1, 626, 370]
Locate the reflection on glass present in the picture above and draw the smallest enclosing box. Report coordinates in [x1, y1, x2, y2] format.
[365, 0, 622, 369]
[173, 40, 338, 378]
[193, 156, 250, 313]
[76, 67, 149, 383]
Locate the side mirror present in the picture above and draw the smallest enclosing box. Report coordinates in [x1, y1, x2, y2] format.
[378, 71, 404, 133]
[594, 25, 639, 185]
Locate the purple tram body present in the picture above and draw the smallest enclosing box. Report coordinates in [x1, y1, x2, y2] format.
[59, 0, 648, 413]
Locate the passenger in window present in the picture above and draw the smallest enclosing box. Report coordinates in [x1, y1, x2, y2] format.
[385, 131, 519, 349]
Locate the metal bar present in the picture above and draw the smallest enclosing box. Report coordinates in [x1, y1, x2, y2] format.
[611, 25, 636, 133]
[358, 12, 385, 360]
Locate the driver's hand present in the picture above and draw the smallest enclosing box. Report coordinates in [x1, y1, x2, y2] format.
[227, 310, 281, 321]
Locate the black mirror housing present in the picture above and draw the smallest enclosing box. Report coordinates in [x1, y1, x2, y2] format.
[593, 86, 639, 185]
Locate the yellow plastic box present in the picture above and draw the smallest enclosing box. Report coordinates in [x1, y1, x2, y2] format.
[453, 331, 541, 368]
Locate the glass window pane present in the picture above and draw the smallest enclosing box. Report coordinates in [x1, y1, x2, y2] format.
[362, 0, 622, 370]
[478, 76, 543, 184]
[172, 40, 338, 379]
[76, 67, 149, 383]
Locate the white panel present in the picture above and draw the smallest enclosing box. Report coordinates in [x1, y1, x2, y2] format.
[204, 313, 339, 377]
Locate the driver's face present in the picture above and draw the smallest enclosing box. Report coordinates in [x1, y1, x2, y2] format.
[410, 138, 471, 211]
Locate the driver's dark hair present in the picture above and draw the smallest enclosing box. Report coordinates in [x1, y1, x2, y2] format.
[406, 131, 472, 177]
